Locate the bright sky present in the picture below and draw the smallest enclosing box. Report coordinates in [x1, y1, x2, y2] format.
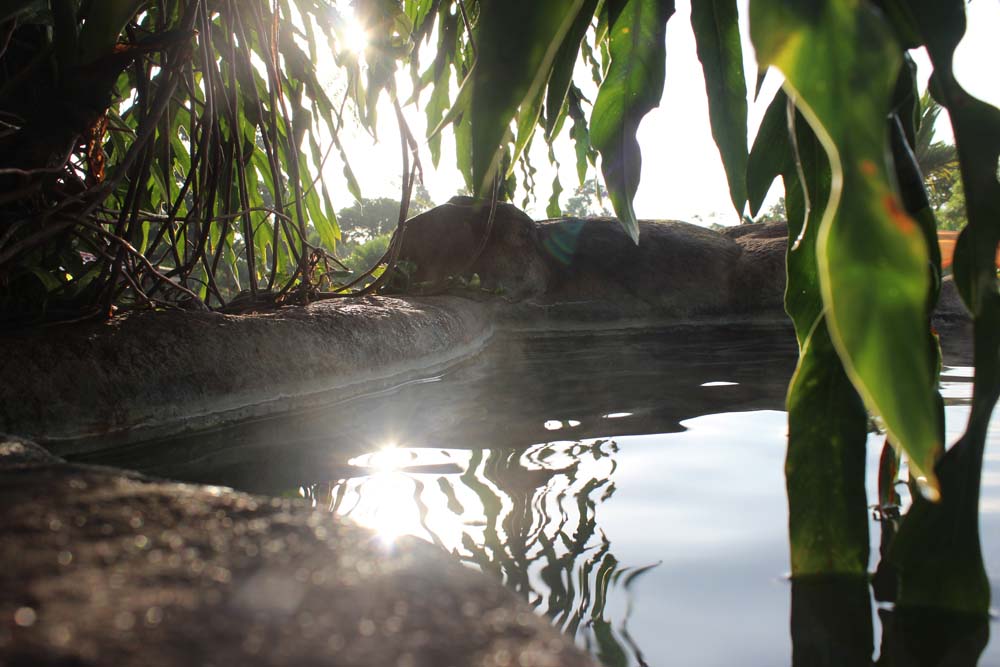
[323, 0, 1000, 227]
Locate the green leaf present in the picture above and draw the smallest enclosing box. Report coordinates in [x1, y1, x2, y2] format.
[425, 63, 451, 168]
[470, 0, 589, 195]
[28, 266, 64, 292]
[751, 0, 943, 493]
[784, 111, 870, 577]
[691, 0, 749, 218]
[568, 86, 594, 186]
[78, 0, 148, 65]
[746, 89, 791, 217]
[455, 111, 474, 194]
[787, 319, 870, 576]
[547, 173, 564, 218]
[590, 0, 674, 243]
[508, 83, 545, 178]
[879, 0, 1000, 617]
[544, 0, 602, 137]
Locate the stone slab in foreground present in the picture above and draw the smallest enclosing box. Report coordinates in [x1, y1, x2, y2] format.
[0, 437, 594, 667]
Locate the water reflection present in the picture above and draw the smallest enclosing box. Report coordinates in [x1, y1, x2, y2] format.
[74, 326, 999, 665]
[300, 439, 655, 664]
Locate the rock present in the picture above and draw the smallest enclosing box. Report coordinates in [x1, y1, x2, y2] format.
[399, 196, 549, 299]
[0, 442, 595, 667]
[725, 220, 972, 363]
[0, 296, 494, 452]
[0, 435, 62, 465]
[535, 217, 744, 317]
[722, 221, 788, 314]
[3, 205, 974, 448]
[400, 199, 788, 321]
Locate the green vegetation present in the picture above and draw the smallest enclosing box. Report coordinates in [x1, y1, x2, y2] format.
[0, 0, 997, 654]
[562, 180, 613, 218]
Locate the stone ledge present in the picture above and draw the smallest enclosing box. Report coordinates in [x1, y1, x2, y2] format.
[1, 296, 494, 453]
[0, 441, 594, 667]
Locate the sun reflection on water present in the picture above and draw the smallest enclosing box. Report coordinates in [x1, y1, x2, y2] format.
[300, 438, 655, 659]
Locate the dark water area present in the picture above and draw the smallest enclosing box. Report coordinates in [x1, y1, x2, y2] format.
[77, 324, 1000, 666]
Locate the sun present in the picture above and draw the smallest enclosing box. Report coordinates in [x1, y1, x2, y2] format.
[342, 14, 369, 55]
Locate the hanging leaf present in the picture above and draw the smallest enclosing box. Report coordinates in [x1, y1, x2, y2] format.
[751, 0, 943, 494]
[78, 0, 149, 65]
[746, 88, 791, 217]
[470, 0, 589, 195]
[568, 85, 595, 186]
[544, 0, 602, 136]
[508, 84, 545, 177]
[590, 0, 674, 243]
[691, 0, 749, 218]
[547, 172, 564, 218]
[878, 0, 1000, 617]
[784, 109, 870, 577]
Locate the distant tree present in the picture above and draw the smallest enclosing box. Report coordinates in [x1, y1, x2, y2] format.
[935, 178, 967, 231]
[563, 180, 613, 218]
[342, 234, 392, 275]
[336, 184, 434, 248]
[914, 92, 965, 230]
[755, 197, 787, 224]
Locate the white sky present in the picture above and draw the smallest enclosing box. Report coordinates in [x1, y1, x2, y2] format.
[322, 0, 1000, 227]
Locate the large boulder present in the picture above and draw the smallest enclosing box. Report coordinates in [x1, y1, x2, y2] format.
[399, 196, 549, 299]
[400, 198, 788, 322]
[721, 221, 788, 313]
[0, 437, 594, 667]
[535, 216, 744, 317]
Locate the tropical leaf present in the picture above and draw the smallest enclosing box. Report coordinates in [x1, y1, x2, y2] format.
[691, 0, 749, 218]
[547, 172, 564, 218]
[783, 107, 870, 577]
[590, 0, 674, 243]
[751, 0, 943, 494]
[878, 0, 1000, 616]
[544, 0, 602, 137]
[78, 0, 150, 65]
[746, 88, 791, 217]
[470, 0, 589, 195]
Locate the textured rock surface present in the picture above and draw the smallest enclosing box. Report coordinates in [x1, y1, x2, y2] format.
[535, 216, 744, 315]
[721, 221, 788, 314]
[0, 296, 493, 452]
[401, 197, 788, 323]
[0, 437, 594, 667]
[2, 204, 973, 448]
[400, 197, 548, 300]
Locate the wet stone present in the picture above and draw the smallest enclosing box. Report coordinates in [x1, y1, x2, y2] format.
[0, 443, 594, 667]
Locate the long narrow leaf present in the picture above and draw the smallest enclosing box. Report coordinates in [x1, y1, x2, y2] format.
[590, 0, 674, 243]
[751, 0, 943, 493]
[691, 0, 748, 218]
[470, 0, 589, 195]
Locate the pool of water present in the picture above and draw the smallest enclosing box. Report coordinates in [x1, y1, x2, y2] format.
[79, 324, 1000, 665]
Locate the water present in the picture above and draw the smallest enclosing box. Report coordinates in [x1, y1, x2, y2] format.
[79, 324, 1000, 665]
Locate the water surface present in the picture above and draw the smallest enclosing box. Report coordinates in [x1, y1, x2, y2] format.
[80, 325, 1000, 665]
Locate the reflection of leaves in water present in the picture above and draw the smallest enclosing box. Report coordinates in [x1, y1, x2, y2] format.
[300, 438, 659, 667]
